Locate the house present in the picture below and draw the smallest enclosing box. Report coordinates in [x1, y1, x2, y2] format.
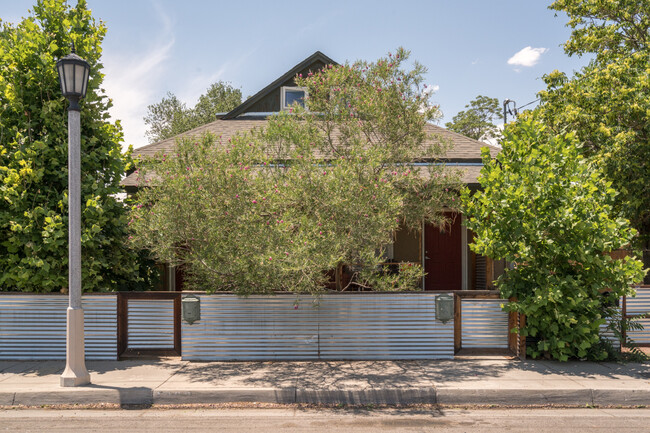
[122, 51, 504, 292]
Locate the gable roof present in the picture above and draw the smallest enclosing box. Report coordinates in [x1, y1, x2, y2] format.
[221, 51, 338, 120]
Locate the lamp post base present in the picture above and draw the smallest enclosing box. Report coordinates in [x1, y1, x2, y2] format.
[60, 307, 91, 387]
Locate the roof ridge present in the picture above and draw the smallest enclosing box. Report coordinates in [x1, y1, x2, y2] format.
[221, 51, 338, 120]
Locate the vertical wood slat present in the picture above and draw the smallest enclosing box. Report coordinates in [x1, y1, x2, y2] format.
[117, 293, 128, 357]
[508, 306, 517, 354]
[454, 293, 462, 353]
[485, 257, 494, 289]
[518, 314, 526, 359]
[622, 294, 627, 344]
[174, 295, 182, 356]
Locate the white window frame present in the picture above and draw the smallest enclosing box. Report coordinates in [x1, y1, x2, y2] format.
[281, 86, 308, 110]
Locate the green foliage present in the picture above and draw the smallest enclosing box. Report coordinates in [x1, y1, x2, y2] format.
[549, 0, 649, 57]
[540, 1, 650, 277]
[194, 82, 243, 124]
[144, 81, 241, 143]
[462, 118, 646, 361]
[0, 0, 152, 292]
[536, 57, 650, 253]
[131, 48, 460, 295]
[445, 95, 502, 141]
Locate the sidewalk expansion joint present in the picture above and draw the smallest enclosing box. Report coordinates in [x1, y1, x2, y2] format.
[154, 361, 190, 390]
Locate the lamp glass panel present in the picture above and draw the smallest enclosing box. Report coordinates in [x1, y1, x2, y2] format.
[81, 67, 89, 97]
[57, 63, 66, 94]
[63, 63, 75, 95]
[74, 63, 86, 94]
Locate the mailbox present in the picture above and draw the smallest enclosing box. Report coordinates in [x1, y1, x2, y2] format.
[182, 294, 200, 324]
[435, 294, 454, 324]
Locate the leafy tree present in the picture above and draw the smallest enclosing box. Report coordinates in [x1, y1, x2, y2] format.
[445, 95, 502, 141]
[194, 82, 243, 124]
[0, 0, 151, 292]
[130, 48, 460, 295]
[144, 81, 241, 143]
[538, 0, 650, 280]
[462, 118, 645, 361]
[549, 0, 648, 57]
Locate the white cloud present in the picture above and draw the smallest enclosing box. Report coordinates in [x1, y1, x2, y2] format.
[102, 3, 175, 150]
[507, 46, 548, 68]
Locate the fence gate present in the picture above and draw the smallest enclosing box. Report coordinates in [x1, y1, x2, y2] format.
[117, 292, 181, 358]
[454, 291, 525, 358]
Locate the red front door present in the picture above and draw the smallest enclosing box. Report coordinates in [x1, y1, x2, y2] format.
[424, 214, 462, 290]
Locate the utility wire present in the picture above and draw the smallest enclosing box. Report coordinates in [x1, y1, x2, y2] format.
[517, 99, 540, 111]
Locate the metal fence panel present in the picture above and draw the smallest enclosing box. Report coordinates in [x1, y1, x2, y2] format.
[127, 299, 175, 349]
[182, 295, 319, 360]
[318, 294, 453, 360]
[182, 293, 453, 361]
[0, 295, 117, 360]
[627, 287, 650, 344]
[461, 299, 509, 349]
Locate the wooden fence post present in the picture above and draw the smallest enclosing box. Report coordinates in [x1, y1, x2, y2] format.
[454, 293, 462, 353]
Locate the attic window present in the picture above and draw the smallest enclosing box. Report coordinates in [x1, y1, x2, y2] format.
[281, 86, 307, 110]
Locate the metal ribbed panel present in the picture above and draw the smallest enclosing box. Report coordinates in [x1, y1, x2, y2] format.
[627, 287, 650, 344]
[127, 299, 175, 349]
[0, 295, 117, 360]
[183, 296, 318, 360]
[318, 295, 453, 359]
[182, 294, 454, 361]
[461, 299, 509, 348]
[600, 320, 621, 349]
[627, 287, 650, 315]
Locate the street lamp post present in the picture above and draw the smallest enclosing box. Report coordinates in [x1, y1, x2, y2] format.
[57, 47, 91, 387]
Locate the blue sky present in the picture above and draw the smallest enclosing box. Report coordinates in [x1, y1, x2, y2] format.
[2, 0, 592, 149]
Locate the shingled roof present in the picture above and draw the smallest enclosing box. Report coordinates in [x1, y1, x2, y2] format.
[122, 119, 498, 187]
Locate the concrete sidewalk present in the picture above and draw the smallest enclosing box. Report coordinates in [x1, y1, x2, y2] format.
[1, 357, 650, 407]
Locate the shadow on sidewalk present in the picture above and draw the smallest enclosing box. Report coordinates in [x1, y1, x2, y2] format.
[2, 358, 649, 389]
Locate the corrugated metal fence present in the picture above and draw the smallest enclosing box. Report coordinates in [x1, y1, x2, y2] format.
[626, 285, 650, 345]
[4, 288, 646, 361]
[126, 299, 175, 350]
[460, 299, 509, 349]
[0, 295, 117, 360]
[182, 293, 454, 361]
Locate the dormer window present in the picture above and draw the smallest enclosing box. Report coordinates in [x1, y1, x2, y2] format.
[281, 86, 307, 110]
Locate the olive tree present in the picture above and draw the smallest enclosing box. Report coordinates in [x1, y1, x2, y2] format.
[130, 48, 460, 295]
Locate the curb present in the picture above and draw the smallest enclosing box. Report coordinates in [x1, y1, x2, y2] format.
[153, 388, 296, 405]
[294, 388, 436, 405]
[3, 388, 650, 407]
[435, 389, 593, 406]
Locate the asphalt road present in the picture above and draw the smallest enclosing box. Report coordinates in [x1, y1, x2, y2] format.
[2, 408, 650, 432]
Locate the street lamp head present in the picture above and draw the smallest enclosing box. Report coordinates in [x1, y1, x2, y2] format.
[56, 48, 90, 111]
